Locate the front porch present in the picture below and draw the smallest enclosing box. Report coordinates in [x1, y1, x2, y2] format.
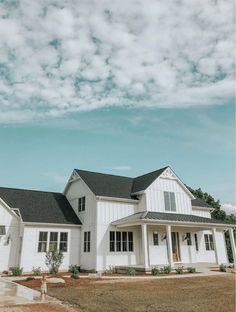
[111, 211, 236, 270]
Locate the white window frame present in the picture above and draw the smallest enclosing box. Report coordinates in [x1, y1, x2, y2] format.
[78, 196, 86, 212]
[83, 231, 91, 252]
[204, 234, 214, 251]
[37, 231, 69, 253]
[109, 231, 134, 253]
[164, 191, 176, 211]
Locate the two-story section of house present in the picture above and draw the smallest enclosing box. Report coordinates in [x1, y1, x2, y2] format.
[0, 166, 235, 273]
[64, 166, 235, 272]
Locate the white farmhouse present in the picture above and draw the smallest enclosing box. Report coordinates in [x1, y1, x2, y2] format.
[0, 166, 235, 273]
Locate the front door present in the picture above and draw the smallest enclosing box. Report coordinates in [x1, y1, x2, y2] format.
[171, 232, 181, 262]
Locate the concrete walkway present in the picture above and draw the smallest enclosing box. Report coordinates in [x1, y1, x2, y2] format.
[0, 278, 52, 306]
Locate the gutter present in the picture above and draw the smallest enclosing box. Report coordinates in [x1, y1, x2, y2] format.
[23, 222, 82, 228]
[96, 196, 139, 203]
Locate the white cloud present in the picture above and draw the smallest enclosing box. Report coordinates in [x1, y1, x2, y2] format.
[0, 0, 234, 123]
[221, 203, 236, 216]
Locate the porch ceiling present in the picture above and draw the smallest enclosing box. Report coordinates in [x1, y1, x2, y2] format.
[111, 211, 234, 229]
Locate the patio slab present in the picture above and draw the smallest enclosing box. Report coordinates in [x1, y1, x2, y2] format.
[0, 278, 53, 306]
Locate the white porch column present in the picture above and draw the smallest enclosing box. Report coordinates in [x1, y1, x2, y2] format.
[141, 224, 149, 269]
[229, 228, 236, 264]
[212, 228, 220, 265]
[166, 225, 174, 267]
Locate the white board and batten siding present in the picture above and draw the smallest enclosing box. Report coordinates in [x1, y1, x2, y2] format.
[192, 208, 211, 218]
[96, 199, 140, 271]
[0, 201, 21, 271]
[20, 225, 80, 272]
[144, 177, 192, 214]
[65, 177, 97, 270]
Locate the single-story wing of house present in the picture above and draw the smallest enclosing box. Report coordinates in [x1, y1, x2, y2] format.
[0, 166, 235, 273]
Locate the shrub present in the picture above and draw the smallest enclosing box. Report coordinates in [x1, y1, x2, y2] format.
[2, 270, 8, 275]
[175, 266, 184, 274]
[45, 250, 64, 274]
[219, 264, 226, 272]
[32, 267, 41, 276]
[151, 267, 160, 276]
[9, 266, 23, 276]
[163, 265, 171, 274]
[127, 268, 136, 276]
[26, 277, 35, 281]
[68, 265, 80, 274]
[105, 266, 115, 275]
[89, 269, 97, 273]
[187, 267, 196, 273]
[71, 273, 79, 279]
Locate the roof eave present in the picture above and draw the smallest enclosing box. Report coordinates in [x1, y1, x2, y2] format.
[23, 222, 82, 227]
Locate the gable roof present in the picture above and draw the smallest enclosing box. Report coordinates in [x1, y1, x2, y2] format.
[131, 167, 168, 193]
[0, 187, 81, 225]
[112, 211, 231, 226]
[75, 169, 134, 199]
[74, 166, 193, 200]
[192, 198, 212, 208]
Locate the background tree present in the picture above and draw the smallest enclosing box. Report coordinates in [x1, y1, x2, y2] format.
[187, 186, 235, 263]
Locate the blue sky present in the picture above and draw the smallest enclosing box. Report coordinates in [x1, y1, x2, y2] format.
[0, 102, 235, 207]
[0, 1, 235, 211]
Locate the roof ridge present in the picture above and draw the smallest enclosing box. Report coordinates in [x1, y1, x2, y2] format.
[0, 186, 62, 195]
[134, 166, 169, 179]
[75, 168, 133, 179]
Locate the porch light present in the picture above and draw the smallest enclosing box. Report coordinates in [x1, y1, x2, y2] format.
[182, 233, 188, 241]
[161, 233, 167, 241]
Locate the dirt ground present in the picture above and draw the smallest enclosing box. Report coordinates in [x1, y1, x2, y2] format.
[1, 275, 235, 312]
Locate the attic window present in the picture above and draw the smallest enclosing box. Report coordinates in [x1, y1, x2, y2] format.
[0, 226, 6, 235]
[164, 191, 176, 211]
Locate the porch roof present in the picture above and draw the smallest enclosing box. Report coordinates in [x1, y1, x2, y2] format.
[112, 211, 234, 228]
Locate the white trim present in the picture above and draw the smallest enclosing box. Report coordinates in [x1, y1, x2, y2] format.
[192, 206, 213, 211]
[0, 197, 21, 219]
[23, 222, 81, 228]
[96, 196, 139, 203]
[112, 219, 234, 229]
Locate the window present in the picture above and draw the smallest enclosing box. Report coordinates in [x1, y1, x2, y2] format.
[78, 196, 86, 212]
[84, 231, 91, 252]
[59, 232, 68, 252]
[204, 234, 214, 251]
[38, 232, 48, 252]
[194, 233, 199, 251]
[164, 191, 176, 211]
[0, 225, 6, 235]
[49, 232, 58, 251]
[38, 231, 68, 253]
[186, 233, 192, 246]
[109, 231, 133, 252]
[153, 232, 159, 245]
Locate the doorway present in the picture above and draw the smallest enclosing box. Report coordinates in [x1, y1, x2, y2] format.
[171, 232, 181, 262]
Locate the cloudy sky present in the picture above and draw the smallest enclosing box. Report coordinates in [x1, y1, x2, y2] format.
[0, 1, 235, 211]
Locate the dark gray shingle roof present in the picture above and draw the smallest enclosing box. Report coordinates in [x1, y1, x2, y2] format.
[191, 198, 212, 208]
[113, 211, 230, 225]
[75, 166, 168, 199]
[0, 187, 81, 225]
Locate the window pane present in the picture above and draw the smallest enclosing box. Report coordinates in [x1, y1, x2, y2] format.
[164, 192, 170, 211]
[116, 232, 121, 252]
[59, 243, 67, 252]
[186, 233, 192, 246]
[38, 242, 47, 252]
[128, 232, 133, 252]
[110, 232, 115, 252]
[122, 232, 127, 251]
[209, 234, 214, 250]
[60, 232, 68, 242]
[39, 232, 47, 241]
[170, 192, 176, 211]
[153, 233, 159, 245]
[204, 234, 210, 251]
[50, 232, 58, 242]
[0, 226, 6, 235]
[194, 234, 199, 251]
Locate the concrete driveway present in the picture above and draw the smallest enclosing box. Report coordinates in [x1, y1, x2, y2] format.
[0, 278, 41, 306]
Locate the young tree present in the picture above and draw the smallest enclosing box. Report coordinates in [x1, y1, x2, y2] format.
[45, 250, 64, 274]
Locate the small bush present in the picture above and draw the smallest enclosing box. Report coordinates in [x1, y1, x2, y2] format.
[45, 250, 64, 274]
[32, 267, 41, 276]
[187, 267, 196, 273]
[26, 277, 35, 281]
[9, 266, 23, 276]
[71, 273, 79, 279]
[175, 266, 184, 274]
[151, 267, 160, 276]
[163, 265, 171, 274]
[127, 268, 136, 276]
[219, 264, 227, 272]
[89, 269, 97, 273]
[105, 266, 115, 275]
[2, 270, 8, 275]
[68, 265, 80, 275]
